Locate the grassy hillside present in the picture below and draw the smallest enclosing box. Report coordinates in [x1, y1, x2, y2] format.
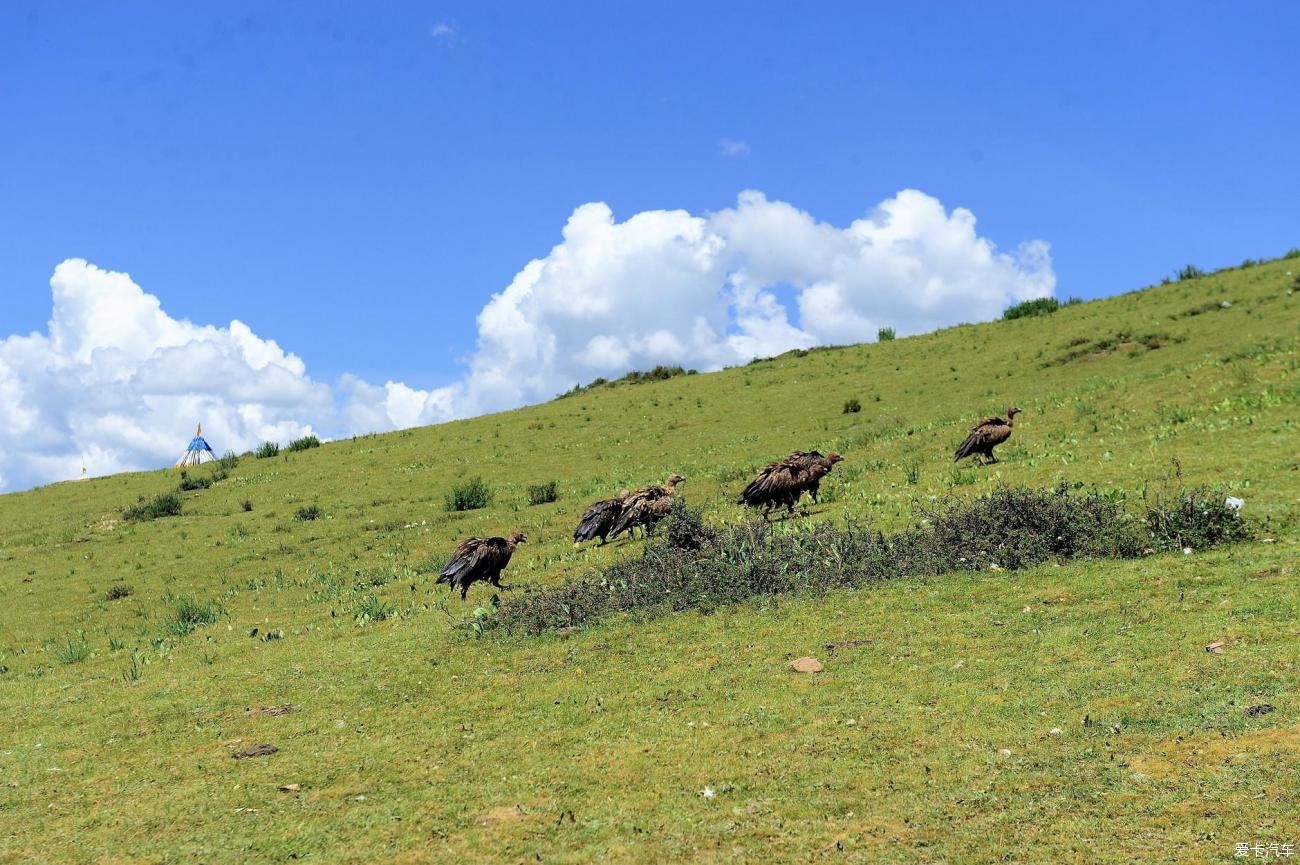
[1, 258, 1298, 863]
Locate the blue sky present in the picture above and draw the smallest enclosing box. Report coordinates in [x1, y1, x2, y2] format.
[0, 2, 1297, 490]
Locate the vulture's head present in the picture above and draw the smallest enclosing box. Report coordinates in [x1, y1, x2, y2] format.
[617, 489, 631, 500]
[826, 452, 844, 464]
[664, 473, 687, 490]
[509, 532, 528, 545]
[1008, 406, 1023, 418]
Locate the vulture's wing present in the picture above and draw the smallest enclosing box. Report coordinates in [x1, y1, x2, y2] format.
[438, 537, 484, 583]
[574, 498, 622, 541]
[955, 420, 1014, 460]
[738, 461, 802, 506]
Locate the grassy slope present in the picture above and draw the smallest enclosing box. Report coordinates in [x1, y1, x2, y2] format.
[1, 259, 1298, 863]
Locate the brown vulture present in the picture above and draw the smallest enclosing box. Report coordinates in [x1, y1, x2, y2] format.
[737, 451, 843, 514]
[573, 489, 630, 546]
[436, 532, 527, 600]
[954, 406, 1022, 465]
[608, 474, 686, 539]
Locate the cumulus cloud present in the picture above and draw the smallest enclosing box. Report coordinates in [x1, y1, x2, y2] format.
[0, 189, 1053, 492]
[0, 260, 331, 491]
[434, 188, 1054, 415]
[430, 22, 453, 38]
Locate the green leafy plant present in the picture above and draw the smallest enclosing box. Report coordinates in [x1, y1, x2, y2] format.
[527, 481, 559, 505]
[255, 441, 280, 459]
[285, 435, 321, 453]
[445, 477, 493, 512]
[122, 492, 183, 522]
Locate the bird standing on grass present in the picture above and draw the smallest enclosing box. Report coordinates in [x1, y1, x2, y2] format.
[573, 489, 630, 546]
[737, 451, 843, 515]
[437, 533, 527, 600]
[608, 474, 687, 539]
[954, 406, 1022, 465]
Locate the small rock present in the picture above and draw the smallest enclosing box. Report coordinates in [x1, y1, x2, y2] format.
[1224, 496, 1244, 511]
[1182, 547, 1193, 555]
[998, 749, 1012, 758]
[1205, 640, 1227, 654]
[278, 783, 301, 793]
[1245, 704, 1275, 717]
[790, 657, 823, 673]
[701, 787, 715, 800]
[232, 743, 278, 759]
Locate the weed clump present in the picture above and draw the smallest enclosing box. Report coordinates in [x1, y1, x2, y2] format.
[446, 477, 493, 512]
[167, 596, 221, 636]
[105, 584, 133, 601]
[219, 451, 240, 471]
[842, 398, 862, 414]
[294, 505, 323, 522]
[1145, 487, 1253, 551]
[255, 441, 280, 459]
[177, 470, 212, 492]
[55, 635, 92, 665]
[285, 435, 321, 453]
[877, 327, 896, 341]
[123, 492, 183, 522]
[1176, 264, 1207, 281]
[242, 498, 254, 512]
[527, 481, 559, 505]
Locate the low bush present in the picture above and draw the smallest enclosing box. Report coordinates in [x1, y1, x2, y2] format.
[105, 584, 133, 601]
[167, 596, 221, 636]
[218, 451, 240, 471]
[527, 481, 559, 505]
[877, 327, 896, 341]
[241, 498, 254, 512]
[294, 505, 323, 522]
[842, 398, 862, 414]
[1176, 264, 1207, 281]
[122, 492, 182, 522]
[1003, 297, 1062, 320]
[1144, 487, 1253, 551]
[446, 477, 493, 512]
[285, 435, 321, 453]
[490, 485, 1248, 635]
[255, 441, 280, 459]
[177, 470, 212, 492]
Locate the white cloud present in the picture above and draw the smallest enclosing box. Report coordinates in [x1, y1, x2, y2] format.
[430, 23, 453, 38]
[0, 189, 1053, 492]
[719, 138, 750, 157]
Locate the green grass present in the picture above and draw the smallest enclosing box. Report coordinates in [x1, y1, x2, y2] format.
[0, 256, 1297, 862]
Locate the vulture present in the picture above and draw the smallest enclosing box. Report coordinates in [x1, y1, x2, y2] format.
[737, 451, 844, 515]
[573, 490, 630, 546]
[954, 406, 1022, 465]
[608, 474, 687, 540]
[436, 532, 527, 600]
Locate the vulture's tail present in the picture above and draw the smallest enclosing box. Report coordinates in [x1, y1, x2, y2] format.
[608, 511, 638, 539]
[954, 434, 977, 461]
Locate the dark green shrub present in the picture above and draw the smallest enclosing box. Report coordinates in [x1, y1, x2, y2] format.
[177, 470, 212, 492]
[1176, 264, 1207, 281]
[255, 441, 280, 459]
[1144, 487, 1252, 551]
[241, 498, 254, 512]
[877, 327, 896, 341]
[294, 505, 322, 522]
[1003, 297, 1062, 320]
[1282, 248, 1299, 259]
[527, 481, 558, 505]
[490, 484, 1242, 636]
[218, 451, 240, 471]
[842, 398, 862, 414]
[105, 584, 132, 601]
[122, 492, 183, 522]
[285, 435, 321, 453]
[168, 596, 221, 636]
[445, 477, 493, 512]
